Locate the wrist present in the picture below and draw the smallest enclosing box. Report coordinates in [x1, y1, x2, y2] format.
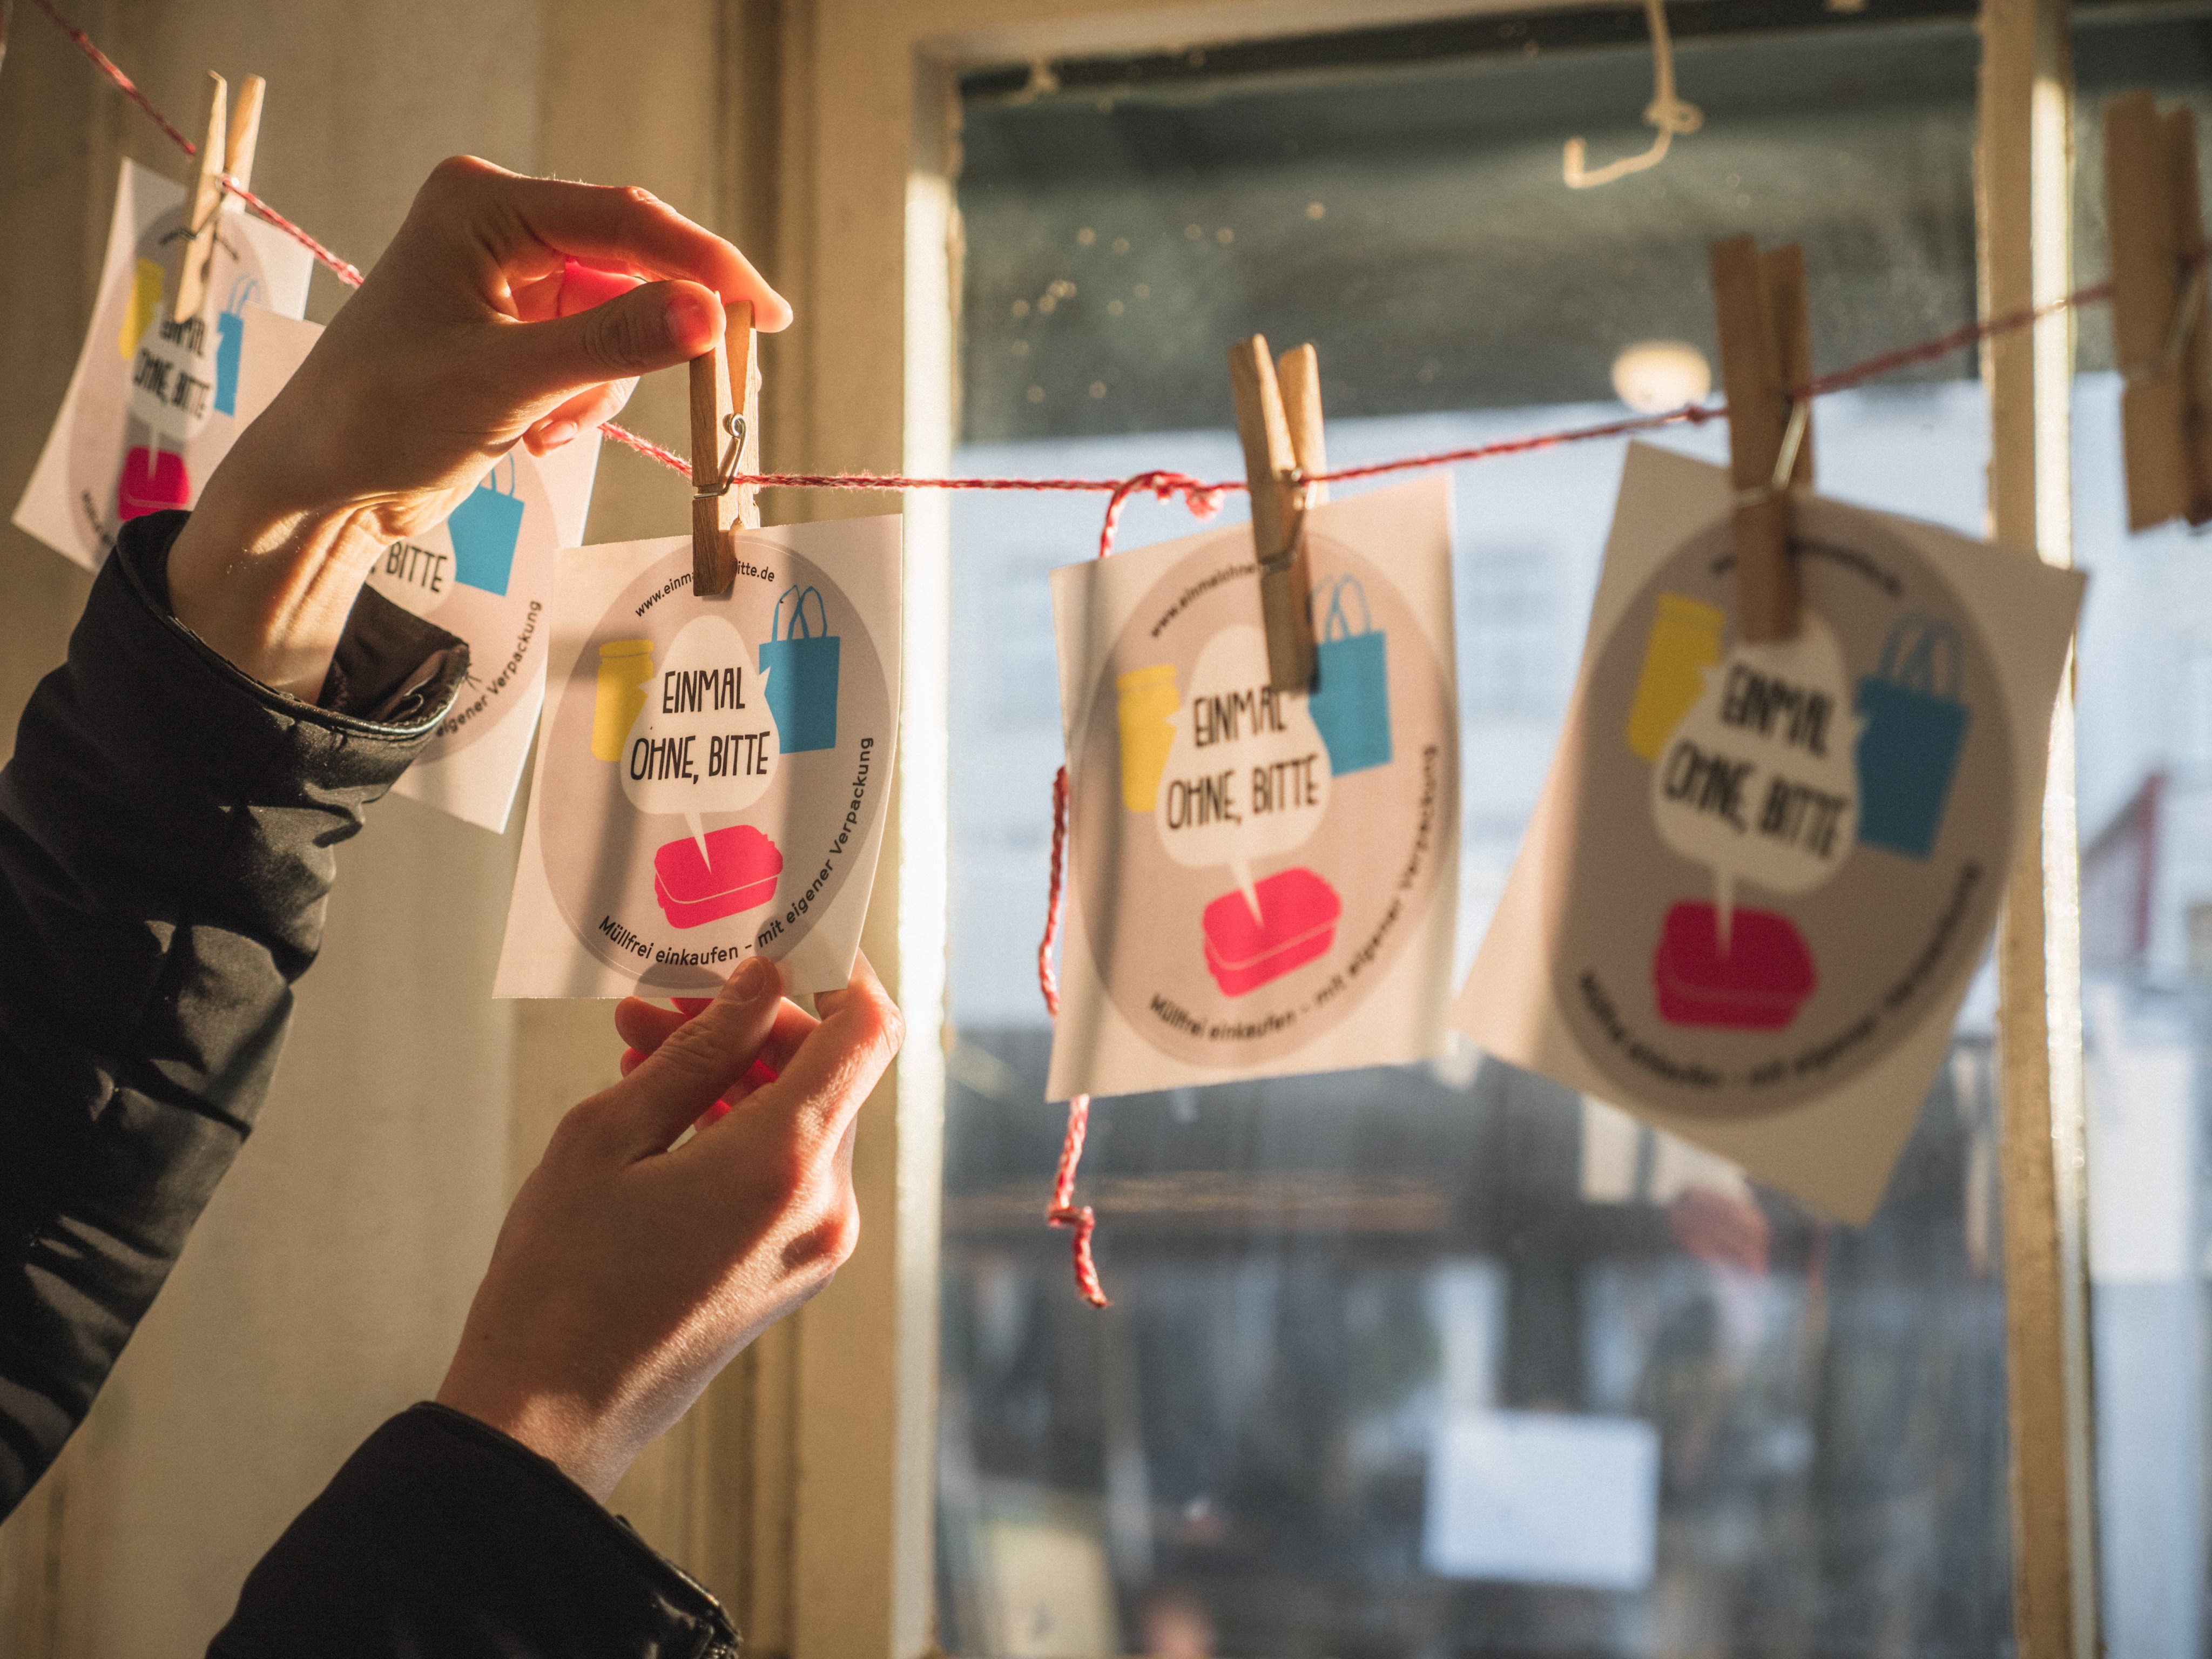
[434, 1365, 631, 1503]
[166, 439, 392, 703]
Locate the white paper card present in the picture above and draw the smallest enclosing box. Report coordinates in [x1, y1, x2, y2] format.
[234, 309, 602, 832]
[1423, 1410, 1660, 1590]
[1046, 476, 1461, 1101]
[1455, 444, 2086, 1222]
[496, 521, 902, 999]
[14, 158, 314, 570]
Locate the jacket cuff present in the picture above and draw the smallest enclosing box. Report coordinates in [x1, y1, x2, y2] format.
[115, 509, 470, 733]
[212, 1405, 737, 1659]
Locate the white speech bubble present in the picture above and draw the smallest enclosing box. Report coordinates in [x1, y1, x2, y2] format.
[365, 528, 458, 621]
[619, 614, 779, 852]
[126, 308, 217, 444]
[1152, 623, 1334, 914]
[1649, 611, 1863, 942]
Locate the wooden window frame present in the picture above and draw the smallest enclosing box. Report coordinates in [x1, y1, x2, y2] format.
[711, 2, 2101, 1654]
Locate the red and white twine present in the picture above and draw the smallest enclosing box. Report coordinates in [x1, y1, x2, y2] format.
[35, 0, 2127, 1304]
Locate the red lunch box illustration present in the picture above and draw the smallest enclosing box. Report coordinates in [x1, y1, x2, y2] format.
[652, 825, 784, 930]
[117, 445, 190, 521]
[1651, 900, 1817, 1030]
[1201, 867, 1343, 997]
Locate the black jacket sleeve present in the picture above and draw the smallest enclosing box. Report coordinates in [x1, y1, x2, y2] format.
[2, 510, 736, 1658]
[212, 1404, 738, 1658]
[0, 509, 468, 1508]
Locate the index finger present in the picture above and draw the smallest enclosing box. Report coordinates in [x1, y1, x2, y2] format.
[618, 994, 820, 1081]
[457, 165, 791, 331]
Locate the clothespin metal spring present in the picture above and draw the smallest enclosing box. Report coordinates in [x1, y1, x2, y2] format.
[1732, 399, 1810, 510]
[2123, 258, 2210, 388]
[691, 412, 749, 499]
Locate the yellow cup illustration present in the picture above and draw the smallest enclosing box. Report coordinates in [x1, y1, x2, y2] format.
[1116, 663, 1180, 812]
[592, 639, 655, 762]
[119, 259, 164, 361]
[1624, 593, 1726, 760]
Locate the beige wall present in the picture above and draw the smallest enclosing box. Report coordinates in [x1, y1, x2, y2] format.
[0, 2, 757, 1651]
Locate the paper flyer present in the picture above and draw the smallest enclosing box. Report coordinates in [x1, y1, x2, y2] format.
[496, 521, 902, 999]
[1046, 475, 1461, 1101]
[1455, 444, 2085, 1222]
[233, 310, 601, 832]
[14, 158, 314, 571]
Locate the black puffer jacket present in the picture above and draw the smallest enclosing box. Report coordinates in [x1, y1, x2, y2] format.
[0, 511, 737, 1657]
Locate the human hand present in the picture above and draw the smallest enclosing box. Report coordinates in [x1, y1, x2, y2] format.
[167, 154, 789, 699]
[435, 953, 900, 1502]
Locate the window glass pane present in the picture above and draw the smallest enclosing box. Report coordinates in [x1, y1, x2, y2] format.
[2074, 17, 2212, 1659]
[943, 14, 2009, 1655]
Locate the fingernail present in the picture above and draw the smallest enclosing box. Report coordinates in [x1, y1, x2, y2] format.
[666, 288, 716, 352]
[539, 419, 578, 449]
[727, 955, 779, 1003]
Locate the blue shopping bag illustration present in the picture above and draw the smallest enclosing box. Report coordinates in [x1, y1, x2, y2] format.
[213, 275, 259, 417]
[759, 585, 840, 753]
[447, 457, 526, 596]
[1854, 615, 1971, 859]
[1306, 575, 1392, 775]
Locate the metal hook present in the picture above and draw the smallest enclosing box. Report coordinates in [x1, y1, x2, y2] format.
[1732, 397, 1810, 509]
[1563, 0, 1704, 190]
[692, 411, 749, 500]
[2123, 258, 2210, 387]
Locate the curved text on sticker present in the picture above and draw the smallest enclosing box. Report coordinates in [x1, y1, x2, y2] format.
[1648, 611, 1863, 938]
[1153, 623, 1334, 914]
[618, 614, 779, 852]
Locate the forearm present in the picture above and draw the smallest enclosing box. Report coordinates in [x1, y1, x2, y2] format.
[0, 511, 467, 1514]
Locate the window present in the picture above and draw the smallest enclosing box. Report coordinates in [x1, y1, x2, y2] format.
[2072, 17, 2212, 1656]
[2179, 644, 2212, 781]
[1461, 551, 1562, 721]
[938, 8, 2026, 1655]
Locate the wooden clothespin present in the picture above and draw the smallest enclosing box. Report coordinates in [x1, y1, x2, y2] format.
[1710, 236, 1813, 642]
[224, 75, 266, 213]
[172, 72, 226, 322]
[1277, 343, 1328, 511]
[690, 300, 761, 596]
[172, 71, 265, 322]
[1229, 336, 1325, 692]
[2106, 89, 2212, 530]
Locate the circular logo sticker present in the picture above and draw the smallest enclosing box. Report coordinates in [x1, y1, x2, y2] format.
[1546, 512, 2012, 1120]
[73, 208, 274, 550]
[366, 453, 555, 757]
[1071, 530, 1455, 1069]
[538, 541, 894, 994]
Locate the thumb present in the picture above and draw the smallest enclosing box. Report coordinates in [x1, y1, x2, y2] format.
[606, 955, 784, 1155]
[496, 278, 724, 408]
